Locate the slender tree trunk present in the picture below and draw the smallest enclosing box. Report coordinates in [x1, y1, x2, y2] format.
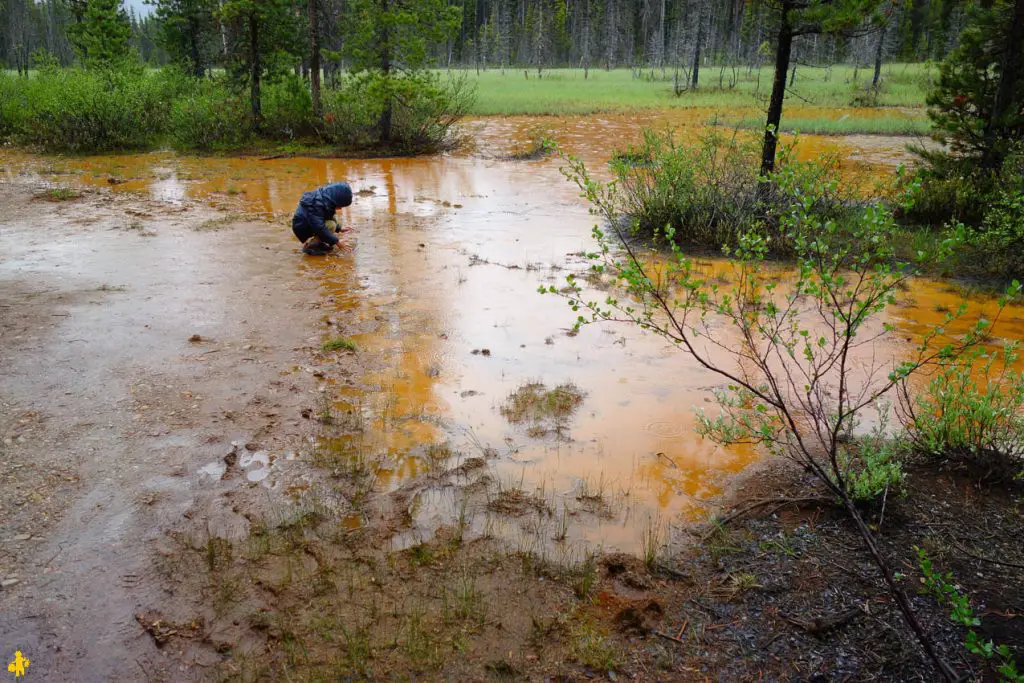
[982, 0, 1024, 168]
[309, 0, 321, 116]
[840, 498, 959, 682]
[249, 10, 261, 127]
[658, 0, 666, 68]
[758, 1, 793, 199]
[872, 25, 885, 91]
[604, 0, 615, 69]
[188, 15, 203, 78]
[692, 3, 704, 89]
[217, 0, 227, 60]
[582, 0, 590, 77]
[377, 0, 392, 143]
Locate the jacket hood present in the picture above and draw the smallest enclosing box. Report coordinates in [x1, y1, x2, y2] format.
[323, 182, 353, 210]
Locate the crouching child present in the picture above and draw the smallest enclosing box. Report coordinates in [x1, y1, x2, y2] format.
[292, 182, 353, 255]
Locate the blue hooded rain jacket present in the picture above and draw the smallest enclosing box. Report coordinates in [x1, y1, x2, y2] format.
[292, 182, 354, 245]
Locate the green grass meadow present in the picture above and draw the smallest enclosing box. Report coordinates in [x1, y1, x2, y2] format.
[450, 63, 935, 133]
[718, 113, 931, 136]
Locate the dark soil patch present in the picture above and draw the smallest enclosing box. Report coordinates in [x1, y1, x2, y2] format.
[583, 460, 1024, 681]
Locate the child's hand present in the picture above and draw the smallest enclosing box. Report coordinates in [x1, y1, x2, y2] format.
[335, 226, 352, 234]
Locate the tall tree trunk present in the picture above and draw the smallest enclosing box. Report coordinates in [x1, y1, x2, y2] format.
[309, 0, 321, 116]
[377, 0, 392, 143]
[692, 3, 704, 89]
[758, 1, 793, 199]
[217, 0, 227, 60]
[982, 0, 1024, 168]
[658, 0, 666, 67]
[249, 10, 261, 127]
[188, 15, 203, 78]
[604, 0, 615, 68]
[582, 0, 590, 77]
[872, 24, 885, 90]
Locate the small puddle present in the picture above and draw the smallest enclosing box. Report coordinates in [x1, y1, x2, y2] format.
[2, 112, 1010, 556]
[199, 461, 227, 479]
[240, 450, 271, 482]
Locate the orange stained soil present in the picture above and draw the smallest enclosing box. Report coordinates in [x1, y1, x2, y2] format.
[1, 114, 1004, 554]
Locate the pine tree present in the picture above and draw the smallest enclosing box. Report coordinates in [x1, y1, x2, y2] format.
[927, 0, 1024, 168]
[68, 0, 132, 64]
[344, 0, 460, 142]
[218, 0, 299, 126]
[153, 0, 217, 76]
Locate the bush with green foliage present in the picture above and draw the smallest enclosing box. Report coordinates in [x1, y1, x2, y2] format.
[898, 151, 992, 227]
[167, 77, 252, 151]
[320, 78, 380, 149]
[901, 145, 1024, 282]
[321, 71, 473, 153]
[389, 72, 474, 152]
[565, 128, 853, 255]
[839, 429, 907, 504]
[960, 190, 1024, 282]
[0, 64, 472, 155]
[261, 73, 315, 141]
[0, 65, 183, 153]
[602, 129, 762, 249]
[899, 338, 1024, 482]
[0, 73, 25, 140]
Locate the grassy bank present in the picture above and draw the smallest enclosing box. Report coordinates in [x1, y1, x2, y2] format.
[454, 63, 934, 116]
[715, 113, 931, 136]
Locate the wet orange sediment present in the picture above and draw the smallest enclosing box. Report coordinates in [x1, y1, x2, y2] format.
[2, 108, 913, 212]
[0, 114, 1005, 554]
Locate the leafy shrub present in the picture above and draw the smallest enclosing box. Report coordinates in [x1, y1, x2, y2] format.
[603, 128, 761, 249]
[960, 190, 1024, 282]
[899, 149, 994, 227]
[320, 76, 380, 149]
[838, 432, 907, 504]
[389, 72, 474, 152]
[0, 73, 27, 141]
[899, 340, 1024, 482]
[320, 71, 474, 153]
[903, 145, 1024, 282]
[168, 78, 251, 151]
[261, 73, 315, 140]
[565, 128, 858, 255]
[11, 66, 174, 152]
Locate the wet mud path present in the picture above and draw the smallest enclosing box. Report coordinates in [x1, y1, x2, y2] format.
[0, 182, 344, 679]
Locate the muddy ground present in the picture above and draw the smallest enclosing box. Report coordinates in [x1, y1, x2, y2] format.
[1, 177, 1022, 682]
[0, 178, 356, 679]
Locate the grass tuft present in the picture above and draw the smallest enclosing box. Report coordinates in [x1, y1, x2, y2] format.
[500, 381, 585, 429]
[322, 337, 358, 353]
